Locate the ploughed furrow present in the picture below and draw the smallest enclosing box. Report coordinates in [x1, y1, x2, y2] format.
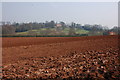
[2, 35, 120, 79]
[2, 48, 120, 80]
[2, 35, 118, 47]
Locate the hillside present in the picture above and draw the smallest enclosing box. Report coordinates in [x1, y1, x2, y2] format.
[2, 21, 119, 37]
[16, 28, 89, 36]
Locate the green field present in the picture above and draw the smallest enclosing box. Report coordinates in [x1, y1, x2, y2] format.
[16, 28, 89, 35]
[75, 29, 89, 34]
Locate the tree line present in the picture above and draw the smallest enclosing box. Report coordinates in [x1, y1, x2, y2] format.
[1, 21, 119, 36]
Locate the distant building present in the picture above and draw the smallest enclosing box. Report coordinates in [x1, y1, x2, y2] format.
[109, 32, 116, 35]
[56, 24, 62, 27]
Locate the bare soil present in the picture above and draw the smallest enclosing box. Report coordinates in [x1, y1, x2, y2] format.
[2, 35, 120, 80]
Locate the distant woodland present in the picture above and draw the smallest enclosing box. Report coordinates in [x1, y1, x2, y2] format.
[1, 21, 120, 37]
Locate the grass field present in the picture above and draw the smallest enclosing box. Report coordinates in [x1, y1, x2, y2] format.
[16, 28, 89, 35]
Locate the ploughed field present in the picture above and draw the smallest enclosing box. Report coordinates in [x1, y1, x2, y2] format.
[2, 35, 120, 80]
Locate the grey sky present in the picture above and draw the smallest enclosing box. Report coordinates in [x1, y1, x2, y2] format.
[2, 2, 118, 28]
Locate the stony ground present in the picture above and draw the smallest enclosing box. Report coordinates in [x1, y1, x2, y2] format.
[2, 35, 120, 80]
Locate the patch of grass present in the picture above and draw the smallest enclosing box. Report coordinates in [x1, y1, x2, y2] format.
[63, 28, 70, 33]
[16, 31, 29, 35]
[31, 29, 38, 31]
[75, 29, 89, 34]
[40, 28, 47, 31]
[16, 28, 89, 35]
[88, 32, 103, 36]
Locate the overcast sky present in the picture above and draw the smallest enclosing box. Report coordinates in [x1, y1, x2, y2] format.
[2, 2, 118, 28]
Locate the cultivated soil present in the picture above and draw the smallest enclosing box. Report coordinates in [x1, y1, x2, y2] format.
[2, 35, 120, 80]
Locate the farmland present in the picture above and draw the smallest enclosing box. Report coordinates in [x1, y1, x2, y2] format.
[2, 35, 120, 79]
